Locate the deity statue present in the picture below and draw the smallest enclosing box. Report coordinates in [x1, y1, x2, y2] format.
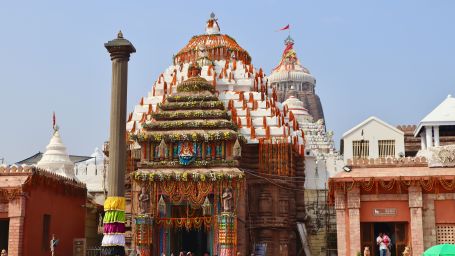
[206, 144, 212, 159]
[180, 141, 195, 156]
[222, 187, 233, 212]
[178, 141, 196, 165]
[215, 143, 222, 158]
[138, 186, 150, 214]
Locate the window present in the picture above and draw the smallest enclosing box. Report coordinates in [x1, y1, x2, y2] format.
[378, 140, 395, 158]
[42, 214, 51, 251]
[437, 224, 455, 244]
[352, 140, 369, 158]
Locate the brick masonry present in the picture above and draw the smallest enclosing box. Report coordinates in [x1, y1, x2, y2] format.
[7, 196, 25, 256]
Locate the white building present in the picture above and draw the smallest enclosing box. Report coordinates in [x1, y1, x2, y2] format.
[341, 116, 405, 162]
[415, 94, 455, 150]
[75, 147, 107, 205]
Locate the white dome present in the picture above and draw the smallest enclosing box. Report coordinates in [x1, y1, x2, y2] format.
[37, 130, 76, 179]
[283, 96, 312, 123]
[269, 70, 315, 84]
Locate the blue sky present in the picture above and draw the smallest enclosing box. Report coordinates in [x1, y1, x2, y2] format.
[0, 1, 454, 163]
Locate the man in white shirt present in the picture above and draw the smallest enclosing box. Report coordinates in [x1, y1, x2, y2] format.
[376, 233, 387, 256]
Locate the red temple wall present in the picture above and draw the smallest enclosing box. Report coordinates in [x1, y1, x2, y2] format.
[435, 199, 455, 224]
[23, 186, 85, 256]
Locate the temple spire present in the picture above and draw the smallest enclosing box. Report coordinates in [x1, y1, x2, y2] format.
[205, 12, 220, 35]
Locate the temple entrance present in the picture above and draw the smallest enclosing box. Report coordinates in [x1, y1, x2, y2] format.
[168, 204, 211, 255]
[170, 228, 209, 255]
[0, 219, 9, 251]
[361, 222, 408, 256]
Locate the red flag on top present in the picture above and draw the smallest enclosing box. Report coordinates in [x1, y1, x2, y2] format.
[277, 24, 290, 31]
[53, 112, 56, 130]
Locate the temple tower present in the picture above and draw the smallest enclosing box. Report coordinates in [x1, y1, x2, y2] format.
[269, 36, 325, 121]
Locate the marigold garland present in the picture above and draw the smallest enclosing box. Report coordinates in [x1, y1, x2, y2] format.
[142, 120, 236, 131]
[155, 216, 214, 230]
[439, 177, 455, 190]
[132, 131, 237, 143]
[157, 101, 225, 111]
[379, 179, 396, 191]
[361, 178, 375, 192]
[420, 178, 435, 192]
[152, 109, 228, 121]
[167, 95, 219, 102]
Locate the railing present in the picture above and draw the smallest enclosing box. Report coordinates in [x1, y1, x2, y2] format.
[86, 247, 134, 256]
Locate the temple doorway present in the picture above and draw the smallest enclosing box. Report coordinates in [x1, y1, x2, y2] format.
[361, 222, 408, 256]
[170, 228, 209, 255]
[0, 219, 9, 251]
[168, 204, 211, 255]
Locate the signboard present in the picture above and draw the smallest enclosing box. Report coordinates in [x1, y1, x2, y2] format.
[253, 243, 267, 256]
[373, 208, 397, 216]
[73, 238, 86, 256]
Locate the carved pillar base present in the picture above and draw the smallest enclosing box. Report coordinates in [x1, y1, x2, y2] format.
[218, 212, 236, 256]
[134, 215, 153, 256]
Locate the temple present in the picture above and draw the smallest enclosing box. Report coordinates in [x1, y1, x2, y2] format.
[121, 13, 322, 256]
[0, 128, 87, 256]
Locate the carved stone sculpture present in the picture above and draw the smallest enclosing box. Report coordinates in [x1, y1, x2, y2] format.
[138, 186, 150, 214]
[222, 187, 233, 212]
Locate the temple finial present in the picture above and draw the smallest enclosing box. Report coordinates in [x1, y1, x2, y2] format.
[52, 112, 59, 134]
[117, 30, 124, 39]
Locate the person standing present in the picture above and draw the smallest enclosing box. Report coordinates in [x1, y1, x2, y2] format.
[376, 233, 387, 256]
[383, 233, 391, 256]
[0, 249, 6, 256]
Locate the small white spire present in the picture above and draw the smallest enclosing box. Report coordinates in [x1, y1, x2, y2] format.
[37, 129, 76, 179]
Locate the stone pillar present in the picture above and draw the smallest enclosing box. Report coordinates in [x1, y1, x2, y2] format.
[408, 186, 424, 256]
[335, 189, 347, 256]
[420, 132, 427, 150]
[237, 182, 247, 256]
[347, 187, 361, 256]
[105, 31, 136, 196]
[425, 126, 433, 148]
[434, 126, 440, 147]
[101, 31, 135, 256]
[8, 196, 25, 256]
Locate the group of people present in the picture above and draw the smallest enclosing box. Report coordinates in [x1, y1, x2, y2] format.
[161, 252, 210, 256]
[376, 232, 393, 256]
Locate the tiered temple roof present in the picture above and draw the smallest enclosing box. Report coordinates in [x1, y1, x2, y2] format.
[127, 14, 307, 155]
[133, 71, 243, 173]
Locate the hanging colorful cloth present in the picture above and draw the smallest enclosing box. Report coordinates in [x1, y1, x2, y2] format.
[101, 196, 126, 256]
